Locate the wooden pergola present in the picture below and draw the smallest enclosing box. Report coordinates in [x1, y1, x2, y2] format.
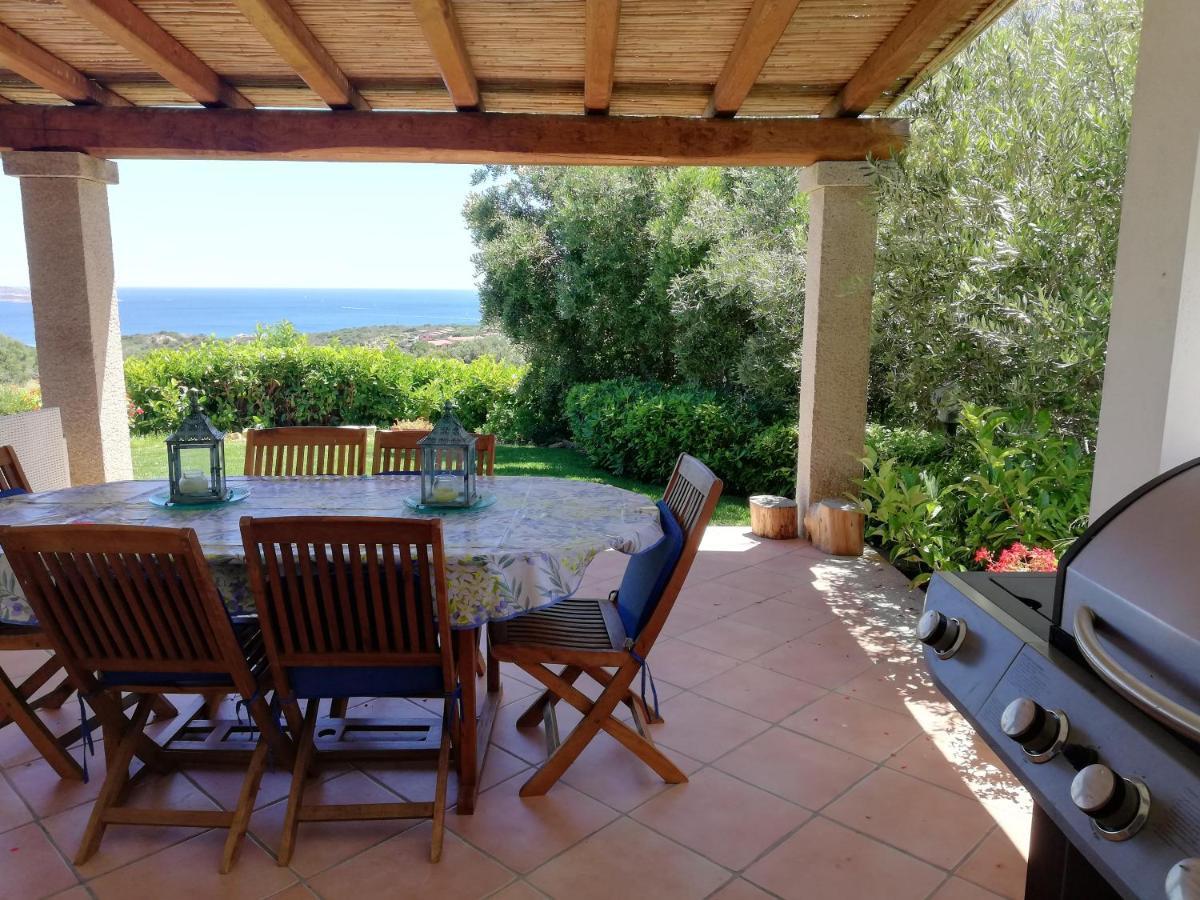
[0, 0, 1017, 511]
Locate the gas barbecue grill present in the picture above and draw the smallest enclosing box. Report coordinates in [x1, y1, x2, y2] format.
[919, 458, 1200, 900]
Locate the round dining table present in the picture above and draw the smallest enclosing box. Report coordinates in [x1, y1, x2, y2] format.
[0, 473, 663, 812]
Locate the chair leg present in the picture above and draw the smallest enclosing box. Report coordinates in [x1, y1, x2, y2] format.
[328, 698, 348, 717]
[0, 666, 84, 780]
[431, 698, 452, 863]
[475, 648, 486, 679]
[150, 695, 179, 719]
[221, 737, 269, 874]
[485, 646, 500, 694]
[76, 695, 155, 865]
[34, 676, 75, 712]
[278, 700, 318, 867]
[515, 665, 581, 727]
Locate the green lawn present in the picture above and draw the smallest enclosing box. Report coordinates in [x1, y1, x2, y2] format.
[131, 434, 750, 525]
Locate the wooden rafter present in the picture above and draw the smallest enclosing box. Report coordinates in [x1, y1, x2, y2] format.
[583, 0, 621, 114]
[822, 0, 978, 117]
[0, 106, 909, 166]
[0, 23, 129, 107]
[59, 0, 252, 109]
[411, 0, 481, 112]
[230, 0, 368, 110]
[706, 0, 802, 118]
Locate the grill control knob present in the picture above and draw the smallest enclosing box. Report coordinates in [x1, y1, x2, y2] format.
[1166, 859, 1200, 900]
[1070, 764, 1150, 841]
[1000, 698, 1069, 762]
[917, 610, 967, 659]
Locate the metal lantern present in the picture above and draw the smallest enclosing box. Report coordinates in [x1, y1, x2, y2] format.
[419, 403, 478, 508]
[165, 392, 229, 505]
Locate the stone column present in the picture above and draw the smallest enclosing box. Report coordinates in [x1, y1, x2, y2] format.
[795, 161, 880, 529]
[2, 151, 132, 485]
[1090, 0, 1200, 515]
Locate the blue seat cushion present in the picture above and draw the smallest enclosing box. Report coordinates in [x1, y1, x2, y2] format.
[616, 500, 685, 639]
[0, 487, 28, 499]
[288, 665, 446, 700]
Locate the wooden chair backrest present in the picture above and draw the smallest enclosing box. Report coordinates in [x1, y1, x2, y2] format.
[636, 454, 723, 652]
[0, 445, 32, 493]
[244, 427, 368, 477]
[372, 429, 496, 477]
[239, 516, 455, 687]
[0, 524, 251, 686]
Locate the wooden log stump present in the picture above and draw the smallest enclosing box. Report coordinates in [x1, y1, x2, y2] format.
[749, 495, 798, 540]
[804, 499, 865, 557]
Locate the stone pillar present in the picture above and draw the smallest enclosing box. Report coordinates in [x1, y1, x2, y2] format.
[1090, 0, 1200, 515]
[795, 161, 880, 530]
[2, 151, 132, 485]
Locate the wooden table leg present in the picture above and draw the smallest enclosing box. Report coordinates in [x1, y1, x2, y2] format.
[454, 626, 502, 815]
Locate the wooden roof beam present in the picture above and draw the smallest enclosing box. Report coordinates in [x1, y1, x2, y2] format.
[0, 23, 129, 107]
[411, 0, 481, 112]
[584, 0, 620, 114]
[0, 105, 909, 166]
[60, 0, 252, 109]
[822, 0, 977, 117]
[706, 0, 802, 118]
[231, 0, 368, 110]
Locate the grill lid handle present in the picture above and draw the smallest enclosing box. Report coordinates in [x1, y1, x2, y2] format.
[1074, 605, 1200, 744]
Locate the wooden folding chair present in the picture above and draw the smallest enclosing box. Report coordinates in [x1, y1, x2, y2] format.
[0, 444, 32, 496]
[0, 623, 84, 778]
[373, 429, 496, 476]
[244, 426, 368, 477]
[240, 515, 459, 864]
[489, 454, 722, 796]
[0, 523, 292, 873]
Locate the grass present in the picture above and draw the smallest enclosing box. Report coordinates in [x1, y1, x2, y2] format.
[130, 434, 750, 526]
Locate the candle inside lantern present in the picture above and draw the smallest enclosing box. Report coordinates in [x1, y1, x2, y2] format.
[179, 470, 209, 495]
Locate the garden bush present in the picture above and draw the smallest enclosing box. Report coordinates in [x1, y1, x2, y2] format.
[125, 330, 524, 435]
[564, 379, 795, 497]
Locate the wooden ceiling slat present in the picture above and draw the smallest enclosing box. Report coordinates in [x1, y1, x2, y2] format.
[822, 0, 979, 117]
[59, 0, 251, 109]
[706, 0, 802, 118]
[230, 0, 368, 109]
[0, 105, 908, 165]
[411, 0, 481, 111]
[583, 0, 620, 114]
[0, 23, 128, 106]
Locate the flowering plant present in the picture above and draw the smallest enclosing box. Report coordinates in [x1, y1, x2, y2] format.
[974, 542, 1057, 573]
[127, 398, 145, 427]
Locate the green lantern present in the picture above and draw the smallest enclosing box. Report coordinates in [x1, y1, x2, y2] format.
[419, 403, 478, 508]
[166, 392, 229, 505]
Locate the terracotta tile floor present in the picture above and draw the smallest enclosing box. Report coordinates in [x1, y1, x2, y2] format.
[0, 528, 1031, 900]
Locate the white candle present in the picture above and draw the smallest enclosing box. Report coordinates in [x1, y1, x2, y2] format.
[179, 472, 209, 495]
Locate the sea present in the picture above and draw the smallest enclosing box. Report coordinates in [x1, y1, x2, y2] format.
[0, 287, 481, 345]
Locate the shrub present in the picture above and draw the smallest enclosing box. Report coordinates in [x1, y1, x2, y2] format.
[564, 379, 796, 497]
[0, 382, 40, 416]
[124, 334, 524, 435]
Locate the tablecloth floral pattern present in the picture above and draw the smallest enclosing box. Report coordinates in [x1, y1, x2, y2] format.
[0, 475, 663, 629]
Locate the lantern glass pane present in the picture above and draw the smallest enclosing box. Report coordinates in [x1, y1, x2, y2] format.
[177, 447, 214, 496]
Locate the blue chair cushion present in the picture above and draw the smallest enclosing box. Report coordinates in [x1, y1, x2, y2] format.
[616, 500, 685, 639]
[0, 487, 28, 499]
[288, 665, 446, 700]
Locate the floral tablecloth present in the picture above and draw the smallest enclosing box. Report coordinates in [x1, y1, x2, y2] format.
[0, 475, 662, 629]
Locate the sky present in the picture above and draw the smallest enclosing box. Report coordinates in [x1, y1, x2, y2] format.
[0, 160, 480, 290]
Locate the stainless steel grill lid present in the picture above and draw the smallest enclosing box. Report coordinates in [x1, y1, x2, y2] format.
[1057, 457, 1200, 743]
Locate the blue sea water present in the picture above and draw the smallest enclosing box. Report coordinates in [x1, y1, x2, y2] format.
[0, 287, 481, 345]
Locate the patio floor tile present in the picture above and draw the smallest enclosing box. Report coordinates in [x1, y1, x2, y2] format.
[527, 818, 728, 900]
[674, 618, 791, 662]
[447, 773, 617, 874]
[6, 739, 108, 818]
[488, 880, 549, 899]
[651, 693, 769, 763]
[713, 566, 802, 599]
[690, 662, 826, 723]
[674, 581, 764, 617]
[780, 692, 924, 762]
[885, 730, 1014, 800]
[834, 662, 944, 715]
[728, 597, 835, 639]
[708, 878, 777, 899]
[0, 822, 80, 900]
[0, 768, 33, 832]
[645, 639, 739, 689]
[823, 767, 995, 869]
[755, 637, 874, 690]
[305, 823, 512, 900]
[931, 876, 1007, 899]
[954, 827, 1027, 899]
[743, 817, 945, 900]
[559, 730, 701, 812]
[713, 727, 874, 810]
[630, 768, 809, 870]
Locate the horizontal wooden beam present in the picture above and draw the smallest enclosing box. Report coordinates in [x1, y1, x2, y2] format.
[231, 0, 368, 110]
[584, 0, 620, 114]
[822, 0, 977, 117]
[0, 106, 908, 165]
[707, 0, 802, 118]
[60, 0, 252, 109]
[0, 23, 129, 107]
[411, 0, 481, 112]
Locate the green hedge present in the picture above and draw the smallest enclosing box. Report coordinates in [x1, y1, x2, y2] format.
[125, 341, 525, 435]
[564, 379, 795, 497]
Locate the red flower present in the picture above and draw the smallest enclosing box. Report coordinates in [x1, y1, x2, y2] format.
[985, 542, 1058, 573]
[973, 547, 993, 564]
